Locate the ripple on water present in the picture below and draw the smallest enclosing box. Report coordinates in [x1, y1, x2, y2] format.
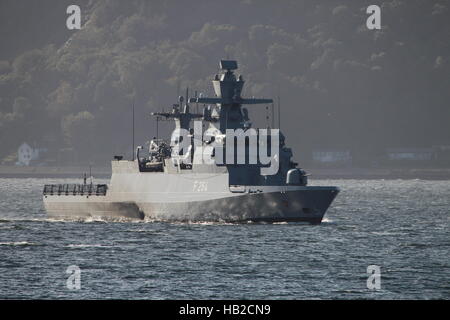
[0, 178, 449, 299]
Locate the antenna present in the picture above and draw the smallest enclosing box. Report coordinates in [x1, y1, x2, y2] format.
[132, 99, 135, 161]
[185, 87, 189, 113]
[277, 95, 281, 129]
[271, 102, 275, 128]
[195, 90, 198, 114]
[156, 116, 159, 140]
[89, 165, 92, 185]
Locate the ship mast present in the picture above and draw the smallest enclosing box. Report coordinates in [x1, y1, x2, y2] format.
[151, 95, 202, 132]
[188, 60, 273, 132]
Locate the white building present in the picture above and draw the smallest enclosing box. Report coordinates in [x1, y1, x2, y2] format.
[16, 143, 39, 166]
[386, 148, 434, 161]
[312, 150, 352, 165]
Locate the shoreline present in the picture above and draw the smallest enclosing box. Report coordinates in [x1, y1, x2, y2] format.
[307, 168, 450, 180]
[0, 166, 111, 179]
[1, 165, 450, 180]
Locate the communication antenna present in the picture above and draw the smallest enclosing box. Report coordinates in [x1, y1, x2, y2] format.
[156, 116, 159, 140]
[89, 165, 93, 185]
[185, 87, 189, 113]
[277, 95, 281, 129]
[271, 102, 275, 128]
[195, 90, 198, 113]
[132, 98, 135, 161]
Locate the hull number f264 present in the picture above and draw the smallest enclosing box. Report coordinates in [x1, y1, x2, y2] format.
[193, 181, 208, 192]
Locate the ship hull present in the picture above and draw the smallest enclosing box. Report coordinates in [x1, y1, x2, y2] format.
[43, 187, 339, 223]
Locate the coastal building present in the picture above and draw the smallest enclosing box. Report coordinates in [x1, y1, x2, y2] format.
[16, 142, 47, 166]
[386, 148, 435, 161]
[16, 143, 39, 166]
[312, 149, 352, 166]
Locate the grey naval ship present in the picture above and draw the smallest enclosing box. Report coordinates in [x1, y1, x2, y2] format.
[43, 60, 339, 223]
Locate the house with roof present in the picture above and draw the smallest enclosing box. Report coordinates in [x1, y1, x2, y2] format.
[16, 142, 40, 166]
[312, 149, 352, 166]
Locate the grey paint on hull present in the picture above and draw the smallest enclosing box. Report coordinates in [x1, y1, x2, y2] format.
[44, 200, 144, 219]
[44, 187, 339, 223]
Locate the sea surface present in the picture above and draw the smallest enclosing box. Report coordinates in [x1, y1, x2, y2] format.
[0, 178, 448, 299]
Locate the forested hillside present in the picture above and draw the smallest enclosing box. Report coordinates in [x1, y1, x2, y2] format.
[0, 0, 449, 165]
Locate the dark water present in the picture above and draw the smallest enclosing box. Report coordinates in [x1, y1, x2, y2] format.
[0, 178, 448, 299]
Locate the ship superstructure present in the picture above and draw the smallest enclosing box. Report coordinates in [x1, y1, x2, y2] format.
[43, 60, 339, 223]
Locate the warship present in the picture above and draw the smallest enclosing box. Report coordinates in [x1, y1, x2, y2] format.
[43, 60, 339, 223]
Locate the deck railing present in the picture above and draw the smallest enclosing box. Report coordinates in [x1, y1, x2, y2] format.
[43, 184, 108, 196]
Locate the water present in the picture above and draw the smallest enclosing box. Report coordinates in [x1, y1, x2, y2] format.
[0, 178, 448, 299]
